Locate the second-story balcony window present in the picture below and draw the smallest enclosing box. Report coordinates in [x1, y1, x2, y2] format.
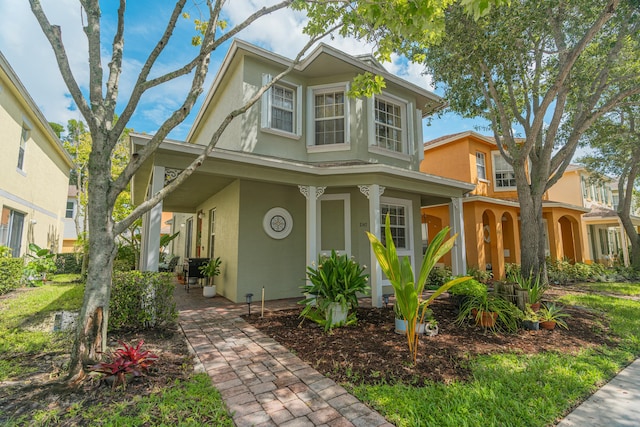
[492, 152, 516, 190]
[314, 90, 345, 145]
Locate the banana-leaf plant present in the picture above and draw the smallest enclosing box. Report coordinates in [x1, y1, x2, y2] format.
[366, 214, 469, 363]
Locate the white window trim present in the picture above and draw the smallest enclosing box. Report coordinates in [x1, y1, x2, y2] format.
[367, 93, 411, 158]
[306, 82, 350, 151]
[491, 151, 517, 191]
[260, 74, 302, 139]
[316, 193, 351, 255]
[476, 151, 487, 180]
[380, 197, 415, 286]
[17, 119, 31, 173]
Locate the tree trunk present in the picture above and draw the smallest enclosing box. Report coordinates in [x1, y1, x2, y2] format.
[67, 144, 117, 384]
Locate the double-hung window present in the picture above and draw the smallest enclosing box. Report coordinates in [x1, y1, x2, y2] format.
[380, 203, 408, 249]
[65, 201, 74, 219]
[492, 152, 516, 189]
[17, 125, 29, 170]
[260, 75, 301, 137]
[271, 86, 294, 132]
[314, 90, 345, 145]
[374, 98, 403, 152]
[476, 152, 487, 180]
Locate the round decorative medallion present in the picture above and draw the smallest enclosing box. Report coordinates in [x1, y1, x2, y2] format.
[263, 207, 293, 239]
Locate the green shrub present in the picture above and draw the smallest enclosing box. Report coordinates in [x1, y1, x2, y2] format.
[55, 253, 83, 274]
[0, 257, 23, 295]
[426, 265, 453, 288]
[109, 271, 177, 330]
[467, 265, 493, 284]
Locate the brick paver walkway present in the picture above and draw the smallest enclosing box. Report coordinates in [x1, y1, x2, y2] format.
[175, 285, 393, 427]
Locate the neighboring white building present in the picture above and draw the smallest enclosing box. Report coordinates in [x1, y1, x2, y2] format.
[0, 51, 73, 257]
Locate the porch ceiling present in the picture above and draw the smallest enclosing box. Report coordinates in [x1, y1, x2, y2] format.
[131, 135, 475, 213]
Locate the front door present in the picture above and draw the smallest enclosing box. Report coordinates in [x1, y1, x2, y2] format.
[318, 194, 351, 255]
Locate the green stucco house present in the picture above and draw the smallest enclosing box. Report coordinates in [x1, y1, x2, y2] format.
[131, 39, 473, 305]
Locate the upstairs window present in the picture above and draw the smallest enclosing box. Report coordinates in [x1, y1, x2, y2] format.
[374, 98, 403, 152]
[260, 75, 301, 137]
[65, 202, 74, 219]
[271, 86, 294, 133]
[17, 125, 29, 170]
[476, 152, 487, 180]
[314, 90, 345, 145]
[492, 152, 516, 189]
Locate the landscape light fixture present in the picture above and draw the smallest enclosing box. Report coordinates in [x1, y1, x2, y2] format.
[382, 294, 391, 308]
[246, 293, 254, 315]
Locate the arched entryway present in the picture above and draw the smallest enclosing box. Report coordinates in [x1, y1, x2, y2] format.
[501, 212, 517, 266]
[558, 215, 582, 262]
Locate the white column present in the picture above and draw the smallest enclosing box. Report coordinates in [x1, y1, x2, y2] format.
[359, 184, 384, 308]
[142, 166, 164, 271]
[299, 185, 326, 268]
[619, 220, 630, 267]
[449, 197, 467, 276]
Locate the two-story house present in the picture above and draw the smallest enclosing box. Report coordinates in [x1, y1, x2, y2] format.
[131, 40, 475, 305]
[548, 165, 640, 267]
[0, 52, 73, 257]
[420, 131, 588, 279]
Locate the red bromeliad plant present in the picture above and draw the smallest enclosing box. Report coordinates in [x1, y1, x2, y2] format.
[90, 340, 158, 388]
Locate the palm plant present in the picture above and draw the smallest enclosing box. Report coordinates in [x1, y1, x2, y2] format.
[367, 214, 469, 363]
[538, 303, 570, 330]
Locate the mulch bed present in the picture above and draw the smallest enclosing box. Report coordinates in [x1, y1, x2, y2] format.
[243, 294, 614, 385]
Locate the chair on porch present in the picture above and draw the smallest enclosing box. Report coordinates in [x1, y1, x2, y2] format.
[159, 255, 180, 272]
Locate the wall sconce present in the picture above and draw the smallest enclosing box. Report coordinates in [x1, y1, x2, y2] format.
[197, 213, 204, 219]
[30, 219, 37, 224]
[382, 293, 391, 308]
[245, 293, 254, 315]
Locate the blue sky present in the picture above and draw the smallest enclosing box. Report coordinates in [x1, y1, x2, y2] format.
[0, 0, 491, 143]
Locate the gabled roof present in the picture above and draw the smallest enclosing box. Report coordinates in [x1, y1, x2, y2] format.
[423, 130, 495, 150]
[187, 39, 446, 141]
[0, 51, 74, 168]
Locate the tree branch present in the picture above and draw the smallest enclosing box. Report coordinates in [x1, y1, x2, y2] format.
[28, 0, 92, 121]
[114, 24, 340, 235]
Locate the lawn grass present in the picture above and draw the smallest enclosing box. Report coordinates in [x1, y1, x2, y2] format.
[349, 282, 640, 427]
[14, 374, 233, 427]
[0, 283, 83, 379]
[49, 273, 83, 283]
[575, 282, 640, 296]
[0, 283, 234, 426]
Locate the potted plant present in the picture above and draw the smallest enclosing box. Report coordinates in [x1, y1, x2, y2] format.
[394, 303, 438, 336]
[367, 214, 470, 363]
[511, 271, 547, 311]
[521, 304, 540, 331]
[456, 288, 520, 333]
[199, 257, 221, 298]
[448, 278, 487, 312]
[300, 250, 369, 330]
[538, 302, 570, 330]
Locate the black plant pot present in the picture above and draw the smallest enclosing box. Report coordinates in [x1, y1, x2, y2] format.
[522, 320, 540, 331]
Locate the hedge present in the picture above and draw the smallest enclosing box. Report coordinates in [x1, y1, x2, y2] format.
[0, 258, 23, 295]
[55, 253, 83, 275]
[109, 271, 177, 330]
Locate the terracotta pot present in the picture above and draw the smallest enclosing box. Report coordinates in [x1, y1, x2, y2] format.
[539, 320, 556, 330]
[530, 302, 541, 312]
[472, 309, 498, 327]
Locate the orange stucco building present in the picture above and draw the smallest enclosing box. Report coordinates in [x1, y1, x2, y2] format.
[420, 131, 588, 279]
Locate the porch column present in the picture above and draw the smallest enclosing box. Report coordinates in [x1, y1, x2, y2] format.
[141, 165, 164, 271]
[299, 185, 326, 269]
[359, 184, 385, 308]
[618, 219, 630, 267]
[449, 197, 467, 276]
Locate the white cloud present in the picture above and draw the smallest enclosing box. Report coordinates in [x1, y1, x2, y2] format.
[0, 0, 88, 127]
[0, 0, 441, 140]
